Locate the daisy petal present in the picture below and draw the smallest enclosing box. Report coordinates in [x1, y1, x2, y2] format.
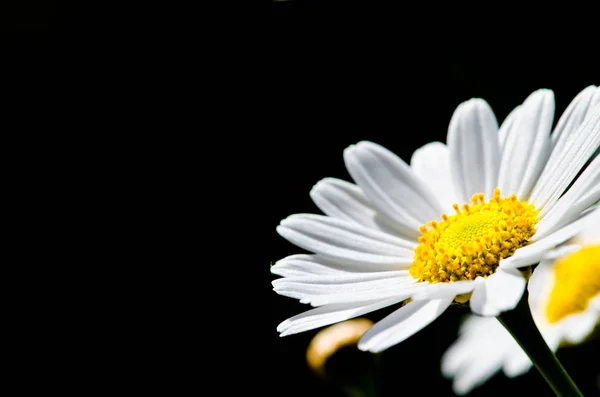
[310, 178, 401, 235]
[447, 98, 500, 201]
[534, 155, 600, 238]
[411, 279, 480, 300]
[560, 311, 599, 344]
[344, 141, 443, 238]
[410, 141, 457, 212]
[442, 327, 481, 377]
[551, 85, 599, 150]
[501, 348, 532, 378]
[358, 297, 453, 353]
[272, 274, 413, 302]
[587, 295, 600, 312]
[498, 89, 554, 200]
[457, 313, 497, 336]
[498, 105, 520, 151]
[271, 254, 413, 278]
[305, 282, 426, 306]
[470, 268, 526, 316]
[501, 209, 599, 269]
[277, 214, 415, 269]
[526, 259, 555, 314]
[536, 185, 600, 240]
[453, 345, 508, 396]
[443, 315, 518, 396]
[576, 209, 600, 245]
[271, 254, 375, 278]
[529, 102, 600, 211]
[277, 296, 405, 336]
[538, 244, 581, 262]
[273, 271, 411, 285]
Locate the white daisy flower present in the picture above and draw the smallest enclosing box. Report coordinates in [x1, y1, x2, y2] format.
[272, 86, 600, 353]
[441, 209, 600, 395]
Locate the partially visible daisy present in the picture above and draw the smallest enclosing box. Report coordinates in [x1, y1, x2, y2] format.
[441, 209, 600, 395]
[273, 86, 600, 353]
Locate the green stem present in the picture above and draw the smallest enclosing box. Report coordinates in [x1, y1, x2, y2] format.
[496, 288, 584, 397]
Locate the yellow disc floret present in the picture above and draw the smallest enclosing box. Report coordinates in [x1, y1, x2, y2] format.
[410, 188, 539, 283]
[545, 245, 600, 324]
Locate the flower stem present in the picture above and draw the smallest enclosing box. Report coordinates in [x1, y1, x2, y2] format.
[496, 288, 584, 397]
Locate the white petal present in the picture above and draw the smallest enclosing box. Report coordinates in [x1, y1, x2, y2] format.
[543, 329, 563, 352]
[457, 313, 498, 336]
[273, 271, 411, 285]
[534, 154, 600, 238]
[529, 102, 600, 211]
[305, 282, 427, 307]
[442, 315, 504, 378]
[527, 260, 556, 316]
[310, 178, 401, 234]
[498, 105, 521, 152]
[587, 294, 600, 312]
[271, 255, 411, 279]
[470, 268, 526, 316]
[498, 89, 554, 200]
[575, 207, 600, 245]
[410, 141, 458, 213]
[271, 254, 377, 278]
[501, 209, 599, 268]
[411, 279, 479, 300]
[551, 85, 599, 150]
[442, 337, 476, 380]
[272, 274, 414, 302]
[540, 244, 582, 262]
[559, 311, 599, 344]
[452, 345, 508, 396]
[447, 98, 500, 201]
[358, 297, 452, 353]
[277, 296, 405, 337]
[501, 347, 532, 378]
[344, 141, 443, 238]
[536, 183, 600, 239]
[277, 214, 415, 269]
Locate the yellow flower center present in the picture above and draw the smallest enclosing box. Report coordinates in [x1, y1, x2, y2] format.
[409, 188, 538, 283]
[545, 245, 600, 324]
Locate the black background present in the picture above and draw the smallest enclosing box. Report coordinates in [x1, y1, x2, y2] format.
[268, 1, 599, 397]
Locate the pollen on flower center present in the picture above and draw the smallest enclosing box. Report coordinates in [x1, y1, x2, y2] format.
[545, 245, 600, 324]
[409, 188, 538, 283]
